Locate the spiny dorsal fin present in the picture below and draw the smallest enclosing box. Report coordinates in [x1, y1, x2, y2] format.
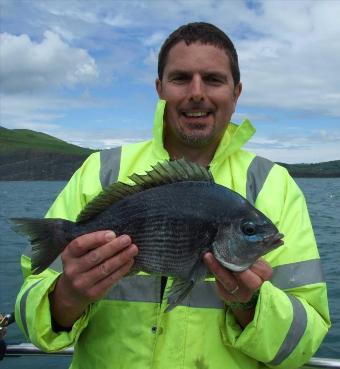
[76, 158, 213, 223]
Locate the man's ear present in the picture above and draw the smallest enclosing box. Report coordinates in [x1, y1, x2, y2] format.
[233, 82, 242, 103]
[155, 78, 162, 98]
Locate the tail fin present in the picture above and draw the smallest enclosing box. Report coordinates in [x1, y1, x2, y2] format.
[10, 218, 74, 274]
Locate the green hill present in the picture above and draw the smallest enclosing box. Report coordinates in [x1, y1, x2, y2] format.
[0, 126, 96, 180]
[278, 160, 340, 178]
[0, 126, 93, 155]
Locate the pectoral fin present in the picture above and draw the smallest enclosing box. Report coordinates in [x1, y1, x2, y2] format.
[165, 279, 194, 312]
[165, 259, 207, 312]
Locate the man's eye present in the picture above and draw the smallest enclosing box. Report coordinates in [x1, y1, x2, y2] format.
[171, 76, 189, 83]
[206, 76, 222, 84]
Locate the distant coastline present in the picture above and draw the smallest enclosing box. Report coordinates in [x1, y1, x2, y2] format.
[1, 126, 339, 180]
[277, 161, 340, 178]
[0, 126, 95, 181]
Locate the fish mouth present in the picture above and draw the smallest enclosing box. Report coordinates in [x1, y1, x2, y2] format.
[265, 232, 284, 248]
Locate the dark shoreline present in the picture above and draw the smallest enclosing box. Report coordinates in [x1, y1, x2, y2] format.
[0, 151, 90, 181]
[1, 152, 339, 181]
[278, 161, 340, 178]
[0, 158, 340, 182]
[2, 127, 339, 180]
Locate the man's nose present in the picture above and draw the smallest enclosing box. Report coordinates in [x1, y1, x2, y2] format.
[188, 75, 205, 102]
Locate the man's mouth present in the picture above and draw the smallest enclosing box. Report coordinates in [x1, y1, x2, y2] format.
[182, 111, 211, 118]
[183, 111, 210, 117]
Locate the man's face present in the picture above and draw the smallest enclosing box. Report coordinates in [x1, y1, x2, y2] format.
[156, 41, 242, 149]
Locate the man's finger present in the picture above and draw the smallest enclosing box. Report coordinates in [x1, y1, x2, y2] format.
[68, 230, 116, 257]
[233, 259, 272, 291]
[249, 259, 273, 281]
[80, 235, 132, 272]
[86, 243, 138, 284]
[232, 269, 263, 292]
[215, 280, 240, 302]
[86, 259, 135, 299]
[203, 252, 238, 291]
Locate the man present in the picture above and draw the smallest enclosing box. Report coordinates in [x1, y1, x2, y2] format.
[15, 22, 330, 369]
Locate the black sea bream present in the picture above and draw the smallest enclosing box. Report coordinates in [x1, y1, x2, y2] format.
[11, 159, 283, 311]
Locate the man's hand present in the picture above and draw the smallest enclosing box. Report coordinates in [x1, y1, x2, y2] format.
[49, 230, 138, 329]
[203, 252, 272, 327]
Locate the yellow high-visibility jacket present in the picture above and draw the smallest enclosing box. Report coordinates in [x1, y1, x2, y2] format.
[15, 100, 330, 369]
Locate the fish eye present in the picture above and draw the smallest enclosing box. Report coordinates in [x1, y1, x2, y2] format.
[241, 221, 256, 236]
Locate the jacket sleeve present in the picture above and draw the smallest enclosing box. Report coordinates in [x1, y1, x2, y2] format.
[222, 165, 331, 369]
[15, 152, 102, 352]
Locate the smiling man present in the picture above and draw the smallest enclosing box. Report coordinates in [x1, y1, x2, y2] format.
[157, 41, 242, 166]
[15, 22, 330, 369]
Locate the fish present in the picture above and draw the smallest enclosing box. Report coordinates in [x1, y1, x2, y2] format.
[11, 159, 284, 311]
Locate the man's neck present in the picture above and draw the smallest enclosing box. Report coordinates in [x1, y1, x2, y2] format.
[165, 139, 218, 167]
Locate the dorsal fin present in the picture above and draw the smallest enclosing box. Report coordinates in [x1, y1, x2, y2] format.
[76, 158, 213, 223]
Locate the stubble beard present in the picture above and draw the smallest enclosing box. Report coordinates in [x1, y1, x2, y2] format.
[178, 122, 216, 147]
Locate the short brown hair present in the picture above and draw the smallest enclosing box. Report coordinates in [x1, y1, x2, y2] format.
[158, 22, 240, 85]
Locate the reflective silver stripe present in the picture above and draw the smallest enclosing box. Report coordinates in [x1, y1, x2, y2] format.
[20, 280, 43, 337]
[271, 259, 324, 290]
[100, 147, 122, 188]
[106, 275, 161, 303]
[246, 156, 274, 204]
[106, 275, 224, 309]
[270, 294, 307, 365]
[174, 281, 224, 309]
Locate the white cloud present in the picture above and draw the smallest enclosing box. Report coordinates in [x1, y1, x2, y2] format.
[246, 141, 340, 164]
[50, 25, 75, 41]
[245, 128, 340, 163]
[103, 14, 131, 27]
[38, 3, 99, 24]
[6, 1, 339, 115]
[1, 94, 64, 127]
[143, 48, 158, 67]
[36, 0, 133, 28]
[60, 128, 151, 150]
[237, 30, 340, 115]
[0, 92, 108, 129]
[1, 92, 151, 149]
[0, 31, 98, 93]
[232, 111, 277, 124]
[143, 32, 166, 47]
[1, 0, 340, 163]
[235, 1, 340, 116]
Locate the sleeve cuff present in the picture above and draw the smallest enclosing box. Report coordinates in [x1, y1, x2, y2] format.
[221, 281, 293, 363]
[19, 272, 92, 352]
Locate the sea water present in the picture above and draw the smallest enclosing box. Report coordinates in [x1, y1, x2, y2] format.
[0, 179, 339, 368]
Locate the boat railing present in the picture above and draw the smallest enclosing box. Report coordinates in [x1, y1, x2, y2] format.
[2, 343, 340, 368]
[1, 312, 339, 368]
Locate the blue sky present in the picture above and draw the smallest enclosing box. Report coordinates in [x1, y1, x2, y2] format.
[1, 0, 339, 163]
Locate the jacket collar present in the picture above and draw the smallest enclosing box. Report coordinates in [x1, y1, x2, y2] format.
[151, 99, 256, 164]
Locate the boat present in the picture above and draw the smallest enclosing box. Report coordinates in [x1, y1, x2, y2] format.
[1, 312, 339, 368]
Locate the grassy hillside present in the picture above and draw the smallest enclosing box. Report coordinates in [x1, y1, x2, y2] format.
[0, 126, 94, 155]
[278, 160, 340, 178]
[0, 126, 96, 180]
